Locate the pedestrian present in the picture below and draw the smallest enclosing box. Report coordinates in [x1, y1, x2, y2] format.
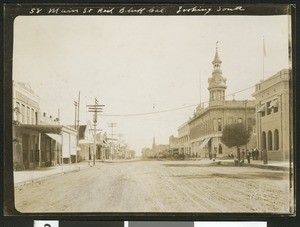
[251, 148, 255, 160]
[241, 149, 245, 164]
[246, 152, 251, 164]
[262, 149, 268, 164]
[234, 156, 238, 166]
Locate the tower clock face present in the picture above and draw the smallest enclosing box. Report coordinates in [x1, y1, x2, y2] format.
[216, 77, 222, 84]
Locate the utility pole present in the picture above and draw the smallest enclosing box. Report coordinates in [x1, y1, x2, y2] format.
[87, 98, 105, 166]
[77, 91, 80, 130]
[108, 122, 117, 159]
[74, 101, 78, 130]
[73, 101, 78, 166]
[74, 91, 81, 166]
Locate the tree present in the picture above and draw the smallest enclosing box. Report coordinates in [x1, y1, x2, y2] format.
[221, 123, 252, 163]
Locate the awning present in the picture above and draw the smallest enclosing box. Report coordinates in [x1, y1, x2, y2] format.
[269, 99, 278, 108]
[46, 133, 62, 144]
[79, 139, 94, 144]
[199, 137, 211, 150]
[257, 104, 265, 113]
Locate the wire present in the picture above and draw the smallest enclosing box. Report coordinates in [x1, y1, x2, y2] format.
[100, 85, 256, 117]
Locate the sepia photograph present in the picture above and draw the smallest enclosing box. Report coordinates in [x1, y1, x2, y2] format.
[5, 4, 294, 214]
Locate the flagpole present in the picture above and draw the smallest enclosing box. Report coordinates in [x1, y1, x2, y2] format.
[263, 39, 264, 80]
[199, 69, 201, 105]
[263, 36, 265, 80]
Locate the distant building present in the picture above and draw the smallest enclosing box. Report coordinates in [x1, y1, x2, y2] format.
[77, 121, 94, 161]
[252, 69, 291, 161]
[168, 135, 179, 155]
[178, 122, 191, 156]
[188, 46, 256, 158]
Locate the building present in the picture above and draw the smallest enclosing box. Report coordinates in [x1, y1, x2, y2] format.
[13, 81, 77, 170]
[168, 135, 179, 156]
[178, 122, 191, 156]
[252, 69, 291, 161]
[13, 81, 40, 125]
[188, 46, 256, 158]
[77, 122, 94, 161]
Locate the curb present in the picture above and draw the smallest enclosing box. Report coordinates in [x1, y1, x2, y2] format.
[219, 160, 290, 171]
[14, 167, 81, 188]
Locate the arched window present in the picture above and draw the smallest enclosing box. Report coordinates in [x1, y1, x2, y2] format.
[261, 131, 266, 150]
[274, 129, 279, 150]
[268, 130, 273, 151]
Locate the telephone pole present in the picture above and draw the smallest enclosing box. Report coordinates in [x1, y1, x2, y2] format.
[108, 122, 117, 159]
[74, 91, 80, 166]
[87, 98, 105, 166]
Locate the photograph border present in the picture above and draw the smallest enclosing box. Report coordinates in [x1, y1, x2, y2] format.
[2, 1, 298, 224]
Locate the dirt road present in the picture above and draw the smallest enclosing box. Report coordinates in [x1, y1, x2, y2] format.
[14, 160, 292, 213]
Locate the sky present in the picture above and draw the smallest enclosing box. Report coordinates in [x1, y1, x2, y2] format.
[13, 15, 290, 155]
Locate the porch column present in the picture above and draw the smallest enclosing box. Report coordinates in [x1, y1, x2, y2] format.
[38, 132, 41, 168]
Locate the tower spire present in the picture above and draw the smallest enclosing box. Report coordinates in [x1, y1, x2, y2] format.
[208, 43, 227, 106]
[212, 41, 222, 67]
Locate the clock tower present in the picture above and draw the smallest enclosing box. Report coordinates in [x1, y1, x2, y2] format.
[208, 42, 227, 106]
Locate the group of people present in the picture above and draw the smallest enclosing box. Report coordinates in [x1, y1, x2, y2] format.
[228, 148, 261, 165]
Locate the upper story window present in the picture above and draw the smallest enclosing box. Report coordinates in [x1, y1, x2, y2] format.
[213, 119, 218, 131]
[271, 99, 279, 113]
[27, 107, 30, 124]
[21, 104, 25, 123]
[31, 109, 35, 124]
[266, 101, 272, 115]
[257, 103, 265, 117]
[218, 118, 222, 131]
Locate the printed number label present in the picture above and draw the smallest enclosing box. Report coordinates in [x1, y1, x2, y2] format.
[34, 220, 59, 227]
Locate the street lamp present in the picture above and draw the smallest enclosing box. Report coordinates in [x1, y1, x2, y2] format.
[244, 100, 248, 153]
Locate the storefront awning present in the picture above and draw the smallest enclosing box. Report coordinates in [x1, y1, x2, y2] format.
[46, 133, 62, 144]
[199, 137, 211, 150]
[257, 104, 265, 113]
[79, 139, 94, 144]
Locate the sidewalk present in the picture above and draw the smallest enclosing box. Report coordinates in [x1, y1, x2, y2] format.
[162, 158, 292, 171]
[14, 161, 92, 187]
[216, 159, 292, 171]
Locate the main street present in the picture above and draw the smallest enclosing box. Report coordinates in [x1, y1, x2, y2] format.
[14, 160, 291, 213]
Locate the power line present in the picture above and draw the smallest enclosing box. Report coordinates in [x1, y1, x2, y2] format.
[101, 85, 256, 117]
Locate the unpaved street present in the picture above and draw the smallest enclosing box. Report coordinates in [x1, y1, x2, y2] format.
[14, 160, 292, 213]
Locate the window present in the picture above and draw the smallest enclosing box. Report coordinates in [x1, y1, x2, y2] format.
[218, 118, 222, 131]
[261, 131, 266, 150]
[31, 109, 35, 124]
[266, 101, 272, 115]
[268, 130, 273, 151]
[27, 107, 30, 124]
[21, 104, 25, 123]
[274, 129, 279, 150]
[213, 119, 218, 131]
[238, 118, 243, 123]
[15, 102, 21, 121]
[273, 99, 279, 113]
